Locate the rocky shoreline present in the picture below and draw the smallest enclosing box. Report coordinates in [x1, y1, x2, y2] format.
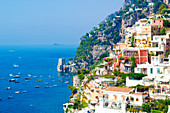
[57, 58, 77, 73]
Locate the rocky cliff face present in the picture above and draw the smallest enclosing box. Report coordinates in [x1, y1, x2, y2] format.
[57, 58, 76, 73]
[92, 45, 112, 60]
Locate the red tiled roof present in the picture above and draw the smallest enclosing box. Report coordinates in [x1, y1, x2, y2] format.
[105, 86, 133, 93]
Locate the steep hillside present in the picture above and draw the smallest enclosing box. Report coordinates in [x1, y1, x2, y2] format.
[73, 0, 167, 70]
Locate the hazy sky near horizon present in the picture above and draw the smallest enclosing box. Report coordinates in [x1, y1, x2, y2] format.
[0, 0, 123, 45]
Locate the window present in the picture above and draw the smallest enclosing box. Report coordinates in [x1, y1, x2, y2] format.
[130, 97, 134, 102]
[115, 96, 117, 100]
[156, 58, 158, 61]
[123, 97, 125, 101]
[136, 98, 139, 101]
[161, 38, 163, 42]
[137, 68, 139, 71]
[157, 68, 160, 73]
[154, 20, 156, 23]
[150, 68, 153, 74]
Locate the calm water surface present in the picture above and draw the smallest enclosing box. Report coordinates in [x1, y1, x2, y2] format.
[0, 45, 76, 113]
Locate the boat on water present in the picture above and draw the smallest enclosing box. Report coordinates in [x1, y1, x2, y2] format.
[13, 75, 20, 78]
[15, 91, 20, 94]
[30, 104, 33, 107]
[45, 82, 49, 84]
[13, 64, 19, 68]
[18, 73, 21, 75]
[45, 86, 49, 88]
[35, 86, 40, 88]
[58, 79, 63, 81]
[28, 74, 32, 77]
[65, 81, 69, 84]
[33, 76, 37, 78]
[23, 91, 27, 93]
[37, 80, 42, 82]
[53, 85, 57, 87]
[7, 96, 12, 99]
[15, 81, 19, 83]
[9, 79, 15, 82]
[25, 78, 31, 80]
[5, 87, 11, 90]
[9, 74, 13, 77]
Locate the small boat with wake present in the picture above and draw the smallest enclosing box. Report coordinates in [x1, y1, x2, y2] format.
[9, 79, 15, 82]
[35, 86, 40, 88]
[7, 96, 12, 99]
[5, 87, 11, 90]
[23, 90, 27, 93]
[13, 75, 20, 78]
[15, 80, 19, 83]
[13, 64, 19, 68]
[9, 74, 13, 77]
[53, 85, 58, 87]
[45, 86, 49, 88]
[25, 78, 31, 80]
[15, 91, 20, 94]
[65, 81, 69, 84]
[28, 74, 32, 77]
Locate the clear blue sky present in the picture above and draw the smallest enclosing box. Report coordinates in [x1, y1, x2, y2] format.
[0, 0, 123, 45]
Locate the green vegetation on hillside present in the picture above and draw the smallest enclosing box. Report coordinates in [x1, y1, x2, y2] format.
[74, 17, 122, 67]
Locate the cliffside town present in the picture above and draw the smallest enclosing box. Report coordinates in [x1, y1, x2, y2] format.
[63, 0, 170, 113]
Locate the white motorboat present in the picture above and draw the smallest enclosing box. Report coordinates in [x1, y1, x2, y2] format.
[65, 81, 69, 84]
[13, 64, 19, 68]
[6, 87, 11, 90]
[9, 74, 13, 77]
[15, 91, 20, 94]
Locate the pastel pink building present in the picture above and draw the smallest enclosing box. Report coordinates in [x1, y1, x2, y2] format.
[149, 19, 163, 28]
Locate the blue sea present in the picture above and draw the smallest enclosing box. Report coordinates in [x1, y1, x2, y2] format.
[0, 45, 77, 113]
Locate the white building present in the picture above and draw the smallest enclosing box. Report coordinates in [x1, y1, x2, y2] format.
[95, 86, 148, 113]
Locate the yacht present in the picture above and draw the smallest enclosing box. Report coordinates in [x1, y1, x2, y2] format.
[7, 96, 12, 99]
[13, 64, 19, 68]
[9, 74, 13, 77]
[15, 91, 20, 94]
[23, 91, 27, 93]
[9, 79, 15, 82]
[25, 78, 31, 80]
[5, 87, 11, 90]
[65, 81, 69, 84]
[35, 86, 40, 88]
[53, 85, 58, 87]
[13, 75, 20, 78]
[28, 74, 32, 77]
[45, 86, 49, 88]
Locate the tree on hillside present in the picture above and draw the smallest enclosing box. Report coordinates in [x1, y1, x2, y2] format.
[130, 35, 135, 47]
[159, 4, 166, 14]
